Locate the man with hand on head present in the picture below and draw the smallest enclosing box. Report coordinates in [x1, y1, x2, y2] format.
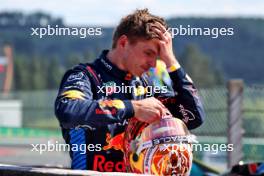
[55, 8, 205, 172]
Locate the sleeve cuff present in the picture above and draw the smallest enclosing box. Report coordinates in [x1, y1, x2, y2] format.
[123, 100, 135, 119]
[167, 64, 181, 73]
[168, 67, 186, 85]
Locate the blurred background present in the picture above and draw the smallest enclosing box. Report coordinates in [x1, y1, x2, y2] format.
[0, 0, 263, 174]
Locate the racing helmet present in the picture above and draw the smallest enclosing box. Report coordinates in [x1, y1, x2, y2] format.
[123, 116, 194, 176]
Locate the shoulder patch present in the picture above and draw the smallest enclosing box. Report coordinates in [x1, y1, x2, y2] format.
[67, 72, 84, 82]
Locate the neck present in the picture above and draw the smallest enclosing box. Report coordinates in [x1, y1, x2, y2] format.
[107, 49, 127, 71]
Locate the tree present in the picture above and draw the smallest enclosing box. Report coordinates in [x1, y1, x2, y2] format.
[30, 56, 47, 89]
[46, 57, 64, 89]
[179, 44, 223, 88]
[13, 54, 31, 90]
[65, 54, 83, 70]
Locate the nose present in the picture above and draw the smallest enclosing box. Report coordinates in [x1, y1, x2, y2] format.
[148, 58, 157, 68]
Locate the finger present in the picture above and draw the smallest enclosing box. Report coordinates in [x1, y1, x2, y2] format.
[159, 40, 169, 53]
[153, 98, 166, 108]
[165, 109, 172, 116]
[148, 116, 158, 124]
[161, 107, 168, 117]
[152, 27, 168, 41]
[151, 22, 167, 33]
[152, 22, 171, 39]
[145, 110, 159, 123]
[155, 104, 167, 118]
[157, 99, 166, 108]
[149, 24, 166, 39]
[163, 29, 172, 39]
[163, 108, 172, 118]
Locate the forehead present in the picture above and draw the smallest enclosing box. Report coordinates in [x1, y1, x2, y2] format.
[132, 38, 159, 53]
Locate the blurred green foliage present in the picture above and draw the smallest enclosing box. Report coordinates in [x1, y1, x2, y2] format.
[0, 12, 263, 89]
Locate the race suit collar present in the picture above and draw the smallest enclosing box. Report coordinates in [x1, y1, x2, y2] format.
[97, 50, 134, 81]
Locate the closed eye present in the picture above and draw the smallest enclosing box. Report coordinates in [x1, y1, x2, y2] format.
[145, 51, 153, 57]
[145, 49, 157, 58]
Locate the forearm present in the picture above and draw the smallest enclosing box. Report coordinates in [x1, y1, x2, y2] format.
[55, 98, 134, 129]
[159, 67, 205, 129]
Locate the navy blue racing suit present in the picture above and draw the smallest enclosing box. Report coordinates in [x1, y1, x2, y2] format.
[55, 50, 205, 172]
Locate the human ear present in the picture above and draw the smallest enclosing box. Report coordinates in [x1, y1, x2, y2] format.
[117, 35, 128, 48]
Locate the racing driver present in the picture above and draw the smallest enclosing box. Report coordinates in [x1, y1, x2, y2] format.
[55, 8, 205, 172]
